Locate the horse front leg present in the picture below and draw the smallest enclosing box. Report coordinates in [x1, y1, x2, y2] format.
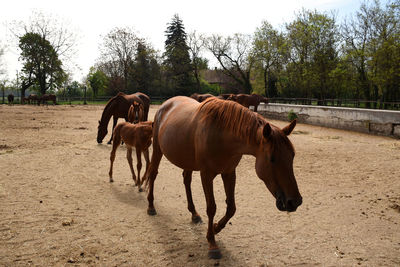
[136, 148, 143, 192]
[126, 147, 137, 185]
[200, 170, 221, 259]
[214, 171, 236, 234]
[182, 170, 202, 223]
[108, 116, 118, 144]
[108, 141, 120, 183]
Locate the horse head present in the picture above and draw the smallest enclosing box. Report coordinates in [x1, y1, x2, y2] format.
[255, 119, 302, 212]
[128, 101, 143, 123]
[97, 120, 108, 143]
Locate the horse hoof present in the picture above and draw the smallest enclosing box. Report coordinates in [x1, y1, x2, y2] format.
[192, 215, 202, 224]
[109, 179, 114, 183]
[138, 188, 143, 193]
[208, 249, 222, 259]
[147, 208, 157, 216]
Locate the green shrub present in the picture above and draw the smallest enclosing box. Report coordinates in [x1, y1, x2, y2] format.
[288, 109, 298, 121]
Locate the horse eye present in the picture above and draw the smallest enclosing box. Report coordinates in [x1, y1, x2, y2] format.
[270, 155, 275, 163]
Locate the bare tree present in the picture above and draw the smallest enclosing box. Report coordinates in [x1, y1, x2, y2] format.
[188, 31, 206, 91]
[98, 27, 141, 92]
[206, 33, 255, 94]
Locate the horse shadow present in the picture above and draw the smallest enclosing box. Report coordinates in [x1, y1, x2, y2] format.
[110, 184, 245, 265]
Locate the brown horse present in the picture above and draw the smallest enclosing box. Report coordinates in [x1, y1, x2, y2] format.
[109, 112, 153, 192]
[7, 94, 14, 105]
[228, 93, 269, 112]
[97, 92, 150, 144]
[27, 94, 39, 105]
[144, 96, 302, 259]
[190, 93, 214, 102]
[39, 94, 56, 105]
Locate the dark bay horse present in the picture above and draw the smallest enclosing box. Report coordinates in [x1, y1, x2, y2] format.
[7, 94, 14, 105]
[27, 94, 39, 105]
[144, 96, 302, 259]
[39, 94, 56, 105]
[97, 92, 150, 144]
[228, 93, 269, 112]
[190, 93, 214, 102]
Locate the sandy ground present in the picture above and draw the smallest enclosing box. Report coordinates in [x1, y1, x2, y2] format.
[0, 103, 399, 267]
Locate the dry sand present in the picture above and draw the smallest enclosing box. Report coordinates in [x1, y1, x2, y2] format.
[0, 103, 399, 266]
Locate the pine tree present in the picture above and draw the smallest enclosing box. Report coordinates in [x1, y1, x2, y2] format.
[163, 14, 193, 96]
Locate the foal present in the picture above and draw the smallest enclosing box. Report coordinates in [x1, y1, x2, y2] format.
[108, 103, 152, 192]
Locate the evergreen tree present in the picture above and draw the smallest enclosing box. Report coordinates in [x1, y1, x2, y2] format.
[163, 14, 193, 96]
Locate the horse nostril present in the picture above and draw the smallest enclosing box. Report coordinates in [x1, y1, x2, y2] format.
[286, 197, 302, 212]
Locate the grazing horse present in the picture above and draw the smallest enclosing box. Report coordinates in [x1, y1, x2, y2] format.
[97, 92, 150, 144]
[27, 94, 39, 105]
[228, 93, 269, 112]
[109, 104, 153, 192]
[190, 93, 214, 103]
[7, 94, 14, 105]
[39, 94, 56, 105]
[144, 96, 302, 259]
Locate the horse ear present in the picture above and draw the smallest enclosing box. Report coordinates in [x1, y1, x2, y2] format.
[263, 123, 272, 138]
[283, 119, 297, 136]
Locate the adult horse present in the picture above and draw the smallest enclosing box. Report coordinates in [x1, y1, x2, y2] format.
[144, 96, 302, 259]
[190, 93, 214, 103]
[27, 94, 39, 105]
[7, 94, 14, 105]
[97, 92, 149, 144]
[229, 93, 268, 112]
[39, 94, 56, 105]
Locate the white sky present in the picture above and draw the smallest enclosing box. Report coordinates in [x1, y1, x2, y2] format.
[1, 0, 364, 82]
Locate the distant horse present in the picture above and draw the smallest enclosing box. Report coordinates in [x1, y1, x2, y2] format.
[228, 93, 268, 112]
[97, 92, 150, 144]
[190, 93, 214, 103]
[39, 94, 56, 105]
[144, 96, 302, 259]
[7, 94, 14, 105]
[27, 94, 39, 105]
[109, 106, 153, 192]
[217, 93, 234, 100]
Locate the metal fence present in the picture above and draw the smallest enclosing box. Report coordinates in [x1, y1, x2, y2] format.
[2, 95, 399, 110]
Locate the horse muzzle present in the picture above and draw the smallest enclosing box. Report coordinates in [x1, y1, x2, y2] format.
[276, 191, 302, 212]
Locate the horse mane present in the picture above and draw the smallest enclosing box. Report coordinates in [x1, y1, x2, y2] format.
[196, 97, 265, 144]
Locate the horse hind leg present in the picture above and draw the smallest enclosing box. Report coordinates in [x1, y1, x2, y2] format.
[182, 170, 202, 223]
[145, 136, 163, 216]
[126, 147, 137, 185]
[136, 148, 143, 192]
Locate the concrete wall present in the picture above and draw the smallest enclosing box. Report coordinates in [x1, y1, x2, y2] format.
[257, 103, 400, 138]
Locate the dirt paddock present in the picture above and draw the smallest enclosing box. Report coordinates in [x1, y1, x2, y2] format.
[0, 104, 399, 266]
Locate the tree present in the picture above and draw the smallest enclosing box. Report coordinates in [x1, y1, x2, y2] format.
[253, 21, 287, 97]
[207, 33, 255, 94]
[285, 9, 338, 102]
[87, 67, 108, 97]
[10, 11, 77, 97]
[163, 14, 193, 96]
[19, 32, 66, 95]
[98, 27, 140, 93]
[0, 44, 5, 77]
[188, 31, 208, 92]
